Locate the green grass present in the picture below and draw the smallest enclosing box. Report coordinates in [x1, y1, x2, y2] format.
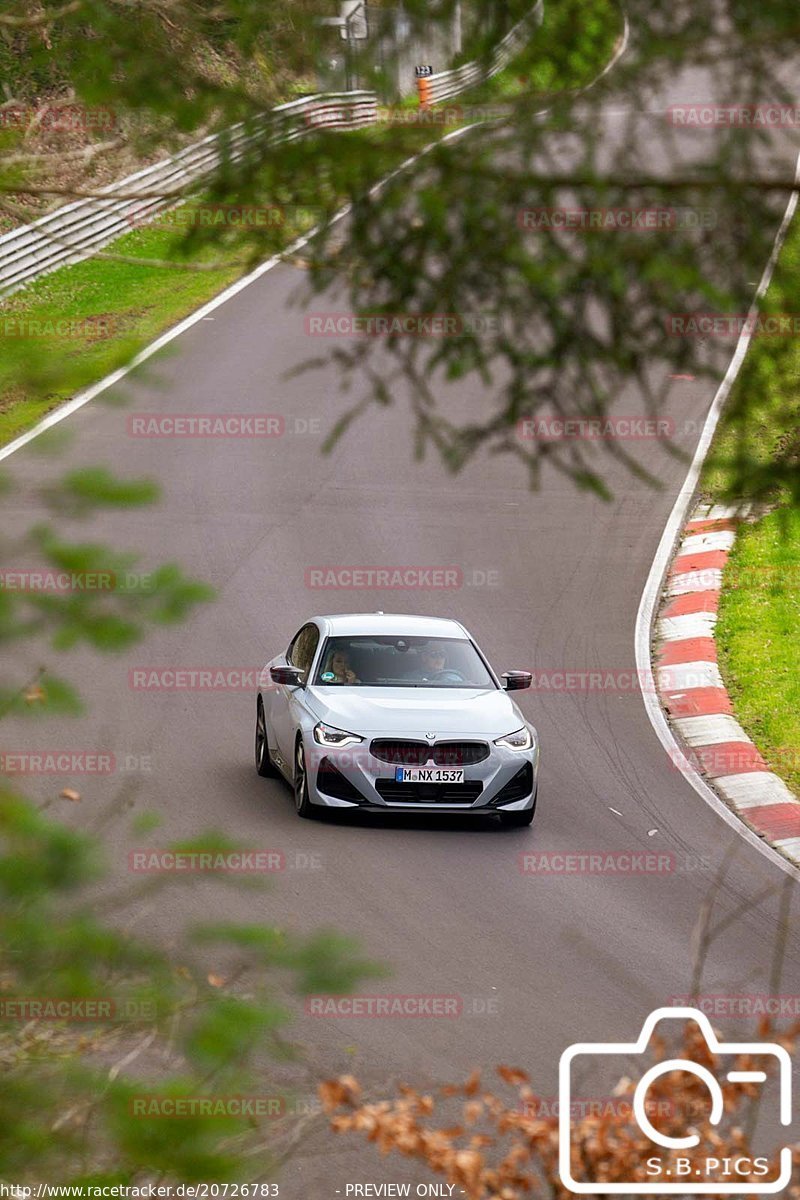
[0, 219, 243, 446]
[463, 0, 623, 104]
[702, 217, 800, 796]
[714, 508, 800, 794]
[702, 225, 800, 503]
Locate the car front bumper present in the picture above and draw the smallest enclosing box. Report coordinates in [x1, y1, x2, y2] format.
[303, 734, 539, 815]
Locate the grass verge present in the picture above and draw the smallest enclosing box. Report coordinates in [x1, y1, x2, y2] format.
[465, 0, 623, 102]
[713, 508, 800, 794]
[0, 222, 242, 447]
[701, 217, 800, 796]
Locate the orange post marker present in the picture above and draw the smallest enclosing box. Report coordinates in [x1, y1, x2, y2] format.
[417, 76, 431, 110]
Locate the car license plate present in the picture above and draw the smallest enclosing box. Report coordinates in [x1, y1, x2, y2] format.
[394, 767, 465, 784]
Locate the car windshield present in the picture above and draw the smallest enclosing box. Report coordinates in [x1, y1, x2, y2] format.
[312, 636, 497, 689]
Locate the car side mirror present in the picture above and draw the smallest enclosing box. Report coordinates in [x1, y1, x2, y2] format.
[270, 665, 305, 687]
[502, 670, 532, 691]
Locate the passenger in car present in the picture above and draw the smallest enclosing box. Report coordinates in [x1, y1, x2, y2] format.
[324, 648, 361, 684]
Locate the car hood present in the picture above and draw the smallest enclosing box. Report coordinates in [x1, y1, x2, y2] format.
[305, 686, 525, 738]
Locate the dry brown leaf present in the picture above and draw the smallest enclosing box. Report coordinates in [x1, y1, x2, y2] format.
[463, 1068, 481, 1096]
[319, 1075, 362, 1112]
[497, 1065, 529, 1087]
[59, 788, 81, 802]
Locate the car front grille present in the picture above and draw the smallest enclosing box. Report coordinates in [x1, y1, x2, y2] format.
[375, 779, 483, 805]
[433, 741, 489, 766]
[370, 739, 490, 766]
[370, 739, 429, 765]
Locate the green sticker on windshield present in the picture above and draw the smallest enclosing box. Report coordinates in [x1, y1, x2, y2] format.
[321, 671, 336, 681]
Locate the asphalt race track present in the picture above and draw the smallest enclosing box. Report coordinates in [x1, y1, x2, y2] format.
[3, 56, 800, 1197]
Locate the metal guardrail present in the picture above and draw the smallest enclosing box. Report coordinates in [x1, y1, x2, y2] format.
[0, 92, 377, 298]
[424, 0, 544, 105]
[0, 4, 545, 299]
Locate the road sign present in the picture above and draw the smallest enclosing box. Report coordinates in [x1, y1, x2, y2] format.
[339, 1, 368, 39]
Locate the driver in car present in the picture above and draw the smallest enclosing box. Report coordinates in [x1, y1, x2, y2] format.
[418, 644, 447, 680]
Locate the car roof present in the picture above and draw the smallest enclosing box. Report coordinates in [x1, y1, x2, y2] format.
[316, 613, 470, 639]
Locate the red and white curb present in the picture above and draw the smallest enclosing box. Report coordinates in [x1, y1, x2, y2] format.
[655, 501, 800, 865]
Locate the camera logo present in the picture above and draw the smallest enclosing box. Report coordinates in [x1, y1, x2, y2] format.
[559, 1006, 792, 1193]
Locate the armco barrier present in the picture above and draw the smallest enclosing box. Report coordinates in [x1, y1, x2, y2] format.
[0, 4, 544, 299]
[0, 93, 377, 298]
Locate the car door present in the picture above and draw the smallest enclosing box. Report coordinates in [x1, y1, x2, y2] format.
[271, 622, 320, 766]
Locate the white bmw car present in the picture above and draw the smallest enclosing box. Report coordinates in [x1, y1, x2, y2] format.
[255, 613, 539, 825]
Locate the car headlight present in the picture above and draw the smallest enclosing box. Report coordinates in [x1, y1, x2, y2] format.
[494, 726, 534, 751]
[313, 722, 363, 748]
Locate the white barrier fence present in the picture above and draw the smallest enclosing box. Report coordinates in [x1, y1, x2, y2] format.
[0, 4, 544, 299]
[0, 92, 377, 298]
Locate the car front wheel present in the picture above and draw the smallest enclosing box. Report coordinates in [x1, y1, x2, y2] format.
[294, 738, 318, 819]
[255, 699, 277, 778]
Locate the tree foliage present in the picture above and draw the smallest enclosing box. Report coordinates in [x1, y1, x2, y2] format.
[3, 0, 798, 497]
[0, 464, 382, 1185]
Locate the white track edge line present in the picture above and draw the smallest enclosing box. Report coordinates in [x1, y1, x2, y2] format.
[634, 152, 800, 881]
[0, 117, 509, 466]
